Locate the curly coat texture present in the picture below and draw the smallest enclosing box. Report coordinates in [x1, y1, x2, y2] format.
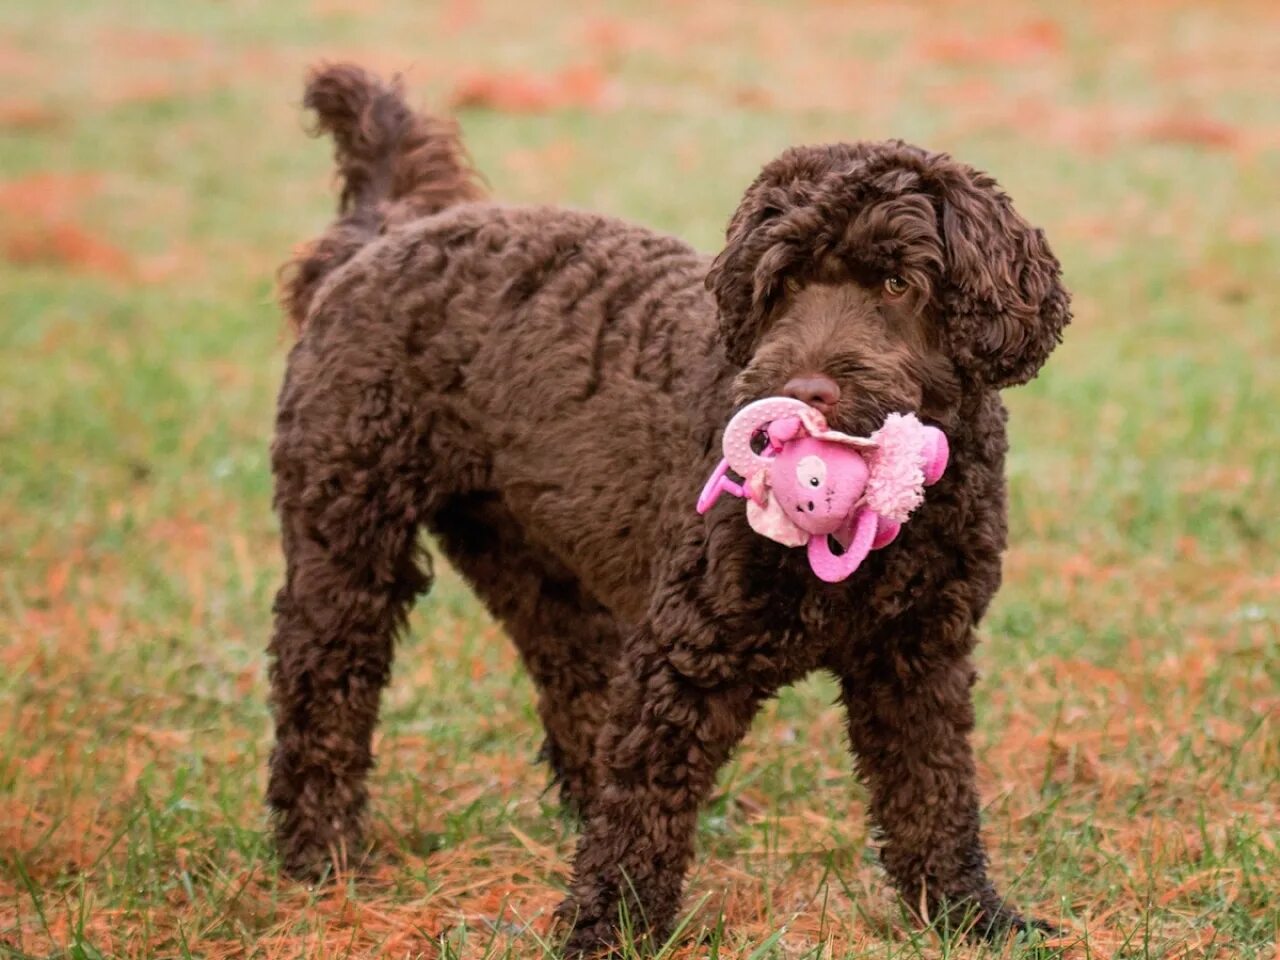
[268, 64, 1070, 952]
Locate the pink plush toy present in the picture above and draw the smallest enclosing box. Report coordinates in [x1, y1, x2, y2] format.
[696, 397, 949, 582]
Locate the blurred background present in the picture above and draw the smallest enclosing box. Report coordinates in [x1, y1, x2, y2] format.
[1, 1, 1276, 957]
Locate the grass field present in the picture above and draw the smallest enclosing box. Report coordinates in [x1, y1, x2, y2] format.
[2, 0, 1278, 957]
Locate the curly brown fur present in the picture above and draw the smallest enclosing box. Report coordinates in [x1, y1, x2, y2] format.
[279, 63, 485, 329]
[267, 64, 1069, 951]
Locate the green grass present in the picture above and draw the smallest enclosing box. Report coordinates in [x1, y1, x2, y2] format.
[1, 0, 1277, 957]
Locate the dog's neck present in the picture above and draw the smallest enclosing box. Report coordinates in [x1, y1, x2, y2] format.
[942, 388, 1009, 467]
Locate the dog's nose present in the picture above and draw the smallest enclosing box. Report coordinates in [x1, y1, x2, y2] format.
[781, 374, 841, 416]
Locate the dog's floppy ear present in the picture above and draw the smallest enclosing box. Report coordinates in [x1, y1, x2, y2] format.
[705, 182, 794, 365]
[706, 146, 854, 366]
[932, 162, 1070, 388]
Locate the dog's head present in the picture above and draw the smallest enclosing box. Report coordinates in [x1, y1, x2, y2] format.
[707, 141, 1069, 435]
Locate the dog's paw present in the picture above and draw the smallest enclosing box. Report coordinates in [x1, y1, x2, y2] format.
[554, 899, 619, 958]
[276, 836, 342, 884]
[968, 903, 1064, 946]
[565, 923, 618, 958]
[922, 892, 1062, 947]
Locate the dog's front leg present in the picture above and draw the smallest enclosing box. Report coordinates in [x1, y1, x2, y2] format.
[556, 631, 767, 955]
[839, 650, 1054, 942]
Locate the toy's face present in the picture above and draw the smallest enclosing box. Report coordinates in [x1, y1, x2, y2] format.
[768, 437, 868, 535]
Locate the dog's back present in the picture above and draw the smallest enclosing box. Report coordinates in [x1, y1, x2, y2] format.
[276, 67, 734, 611]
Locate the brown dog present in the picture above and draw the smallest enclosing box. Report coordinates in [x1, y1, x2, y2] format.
[267, 64, 1069, 952]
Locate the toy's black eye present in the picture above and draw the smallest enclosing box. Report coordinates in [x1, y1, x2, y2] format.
[883, 275, 909, 297]
[808, 476, 820, 487]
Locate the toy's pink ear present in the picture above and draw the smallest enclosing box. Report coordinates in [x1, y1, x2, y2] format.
[871, 516, 901, 550]
[922, 427, 949, 485]
[864, 413, 949, 523]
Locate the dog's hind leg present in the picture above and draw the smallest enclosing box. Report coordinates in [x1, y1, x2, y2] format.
[266, 359, 435, 880]
[522, 613, 617, 820]
[430, 494, 621, 817]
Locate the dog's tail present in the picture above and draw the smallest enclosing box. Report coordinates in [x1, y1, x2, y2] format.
[281, 63, 486, 330]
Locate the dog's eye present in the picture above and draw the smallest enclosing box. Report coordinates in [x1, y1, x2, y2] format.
[785, 277, 801, 294]
[808, 477, 820, 487]
[883, 275, 909, 298]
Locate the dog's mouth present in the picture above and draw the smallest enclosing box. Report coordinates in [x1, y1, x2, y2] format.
[807, 404, 887, 441]
[733, 368, 913, 439]
[827, 397, 922, 439]
[737, 398, 887, 443]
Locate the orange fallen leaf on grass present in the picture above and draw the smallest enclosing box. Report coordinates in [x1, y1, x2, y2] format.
[96, 76, 193, 107]
[43, 558, 72, 601]
[581, 16, 642, 60]
[923, 75, 999, 110]
[0, 41, 41, 79]
[449, 64, 609, 113]
[920, 19, 1064, 66]
[0, 171, 100, 219]
[0, 172, 133, 277]
[732, 85, 774, 109]
[1144, 113, 1240, 150]
[96, 27, 207, 62]
[4, 222, 131, 275]
[0, 99, 60, 130]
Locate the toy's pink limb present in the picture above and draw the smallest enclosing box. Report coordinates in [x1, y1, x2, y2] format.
[765, 416, 804, 450]
[922, 427, 949, 486]
[696, 459, 746, 514]
[871, 515, 901, 550]
[807, 506, 879, 583]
